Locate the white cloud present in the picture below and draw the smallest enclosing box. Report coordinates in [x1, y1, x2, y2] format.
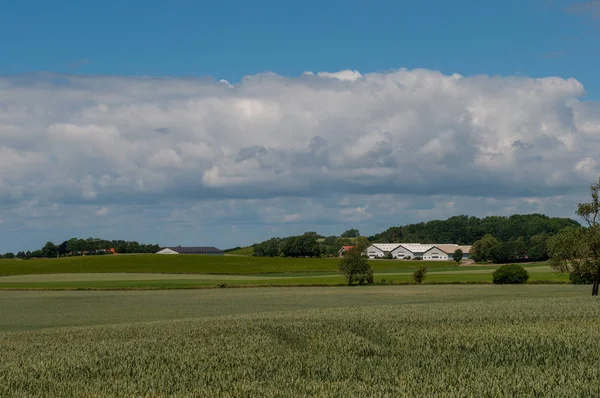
[0, 68, 598, 251]
[317, 69, 363, 81]
[95, 206, 110, 216]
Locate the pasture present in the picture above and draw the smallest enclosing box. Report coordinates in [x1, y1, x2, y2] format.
[1, 285, 598, 396]
[0, 255, 565, 289]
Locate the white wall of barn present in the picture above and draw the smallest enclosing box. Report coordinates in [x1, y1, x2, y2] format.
[364, 245, 385, 259]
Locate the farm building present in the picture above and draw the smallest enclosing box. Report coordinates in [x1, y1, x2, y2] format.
[363, 243, 472, 261]
[423, 244, 471, 260]
[156, 246, 224, 255]
[337, 245, 355, 257]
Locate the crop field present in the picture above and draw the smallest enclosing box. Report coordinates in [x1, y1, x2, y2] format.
[1, 285, 598, 396]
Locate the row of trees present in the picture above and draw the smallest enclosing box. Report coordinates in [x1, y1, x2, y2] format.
[470, 234, 551, 264]
[369, 214, 579, 245]
[3, 238, 160, 259]
[253, 231, 371, 258]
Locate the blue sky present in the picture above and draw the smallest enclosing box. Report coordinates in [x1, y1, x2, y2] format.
[1, 0, 600, 252]
[1, 0, 599, 96]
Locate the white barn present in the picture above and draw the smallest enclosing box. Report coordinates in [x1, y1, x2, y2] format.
[364, 243, 399, 259]
[423, 244, 472, 261]
[364, 243, 472, 261]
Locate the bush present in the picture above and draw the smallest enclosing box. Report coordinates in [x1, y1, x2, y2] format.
[569, 270, 596, 285]
[413, 257, 422, 261]
[492, 264, 529, 284]
[413, 265, 428, 284]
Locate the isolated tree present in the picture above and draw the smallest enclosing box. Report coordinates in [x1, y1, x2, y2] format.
[339, 249, 373, 285]
[341, 229, 360, 238]
[549, 177, 600, 296]
[413, 265, 428, 284]
[453, 249, 463, 264]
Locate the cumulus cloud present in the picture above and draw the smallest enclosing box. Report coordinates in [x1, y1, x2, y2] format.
[0, 68, 599, 250]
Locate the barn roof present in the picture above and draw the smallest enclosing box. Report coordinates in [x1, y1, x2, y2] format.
[165, 246, 223, 254]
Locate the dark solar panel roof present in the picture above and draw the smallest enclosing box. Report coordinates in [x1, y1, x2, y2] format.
[166, 246, 223, 254]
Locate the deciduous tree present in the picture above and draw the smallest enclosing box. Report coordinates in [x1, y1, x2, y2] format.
[549, 177, 600, 296]
[452, 249, 463, 264]
[339, 249, 373, 285]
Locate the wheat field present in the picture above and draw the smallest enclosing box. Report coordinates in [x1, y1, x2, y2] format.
[0, 286, 598, 396]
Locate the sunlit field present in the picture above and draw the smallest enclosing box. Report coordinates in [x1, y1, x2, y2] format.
[0, 255, 563, 289]
[0, 285, 597, 397]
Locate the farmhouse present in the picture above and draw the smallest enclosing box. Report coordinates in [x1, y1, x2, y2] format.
[363, 243, 472, 261]
[337, 245, 355, 257]
[156, 246, 224, 255]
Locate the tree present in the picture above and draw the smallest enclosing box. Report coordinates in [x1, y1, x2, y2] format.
[528, 234, 549, 261]
[341, 229, 360, 238]
[353, 236, 371, 253]
[453, 249, 463, 264]
[3, 252, 15, 259]
[549, 177, 600, 296]
[41, 242, 57, 258]
[413, 265, 428, 283]
[338, 249, 373, 285]
[470, 234, 500, 262]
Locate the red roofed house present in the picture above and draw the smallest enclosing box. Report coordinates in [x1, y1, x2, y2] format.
[337, 245, 356, 257]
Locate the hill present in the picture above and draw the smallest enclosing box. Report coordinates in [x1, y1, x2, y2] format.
[368, 214, 579, 244]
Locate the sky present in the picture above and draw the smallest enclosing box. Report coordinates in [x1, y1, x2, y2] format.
[0, 0, 599, 252]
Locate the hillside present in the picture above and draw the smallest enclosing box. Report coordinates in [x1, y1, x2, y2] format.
[368, 214, 579, 244]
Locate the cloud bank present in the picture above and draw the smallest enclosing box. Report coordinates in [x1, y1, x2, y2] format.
[1, 68, 599, 250]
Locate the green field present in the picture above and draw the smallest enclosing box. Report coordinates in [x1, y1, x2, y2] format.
[1, 285, 598, 396]
[0, 255, 565, 289]
[226, 246, 255, 256]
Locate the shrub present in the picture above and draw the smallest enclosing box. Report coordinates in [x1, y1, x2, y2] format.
[413, 256, 422, 261]
[413, 265, 428, 284]
[492, 264, 529, 284]
[570, 270, 596, 285]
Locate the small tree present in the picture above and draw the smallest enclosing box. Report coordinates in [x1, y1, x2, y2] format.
[453, 249, 463, 264]
[339, 249, 373, 286]
[413, 265, 428, 284]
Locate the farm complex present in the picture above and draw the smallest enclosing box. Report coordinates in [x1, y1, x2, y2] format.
[364, 243, 471, 260]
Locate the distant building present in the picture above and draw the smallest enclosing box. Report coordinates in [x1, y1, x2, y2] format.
[156, 246, 224, 255]
[423, 244, 471, 260]
[363, 243, 471, 260]
[337, 245, 355, 257]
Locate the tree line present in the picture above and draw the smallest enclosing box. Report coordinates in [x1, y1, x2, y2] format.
[253, 231, 370, 258]
[1, 237, 160, 260]
[469, 233, 551, 264]
[251, 214, 579, 259]
[369, 214, 579, 245]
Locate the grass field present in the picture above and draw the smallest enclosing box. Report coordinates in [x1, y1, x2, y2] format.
[226, 246, 254, 256]
[0, 255, 564, 289]
[1, 285, 598, 396]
